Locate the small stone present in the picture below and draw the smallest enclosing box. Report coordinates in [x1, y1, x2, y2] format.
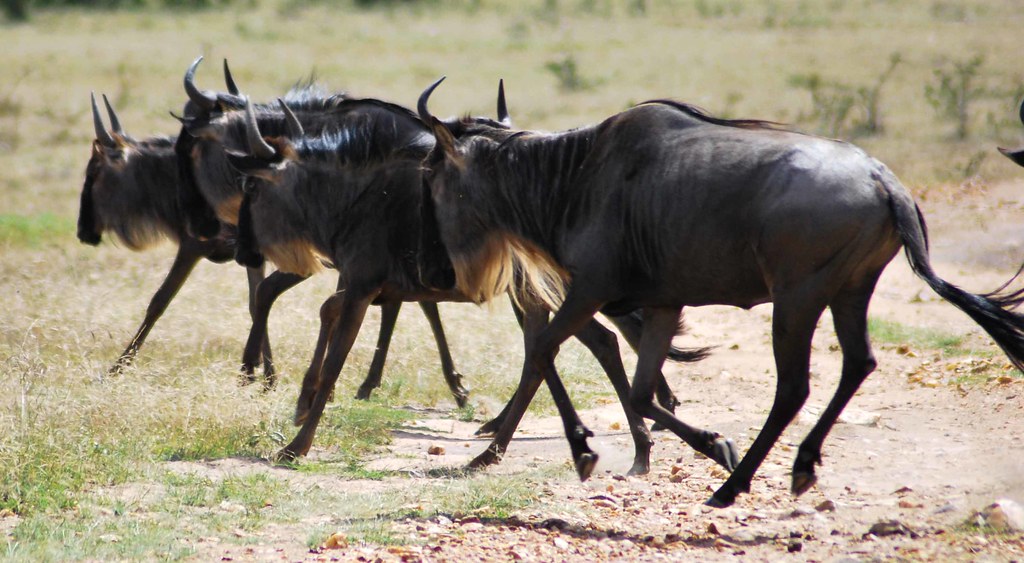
[791, 506, 816, 518]
[787, 539, 802, 552]
[706, 522, 721, 535]
[609, 421, 621, 431]
[99, 534, 121, 543]
[669, 473, 684, 483]
[324, 532, 348, 549]
[816, 499, 837, 512]
[553, 537, 570, 550]
[979, 499, 1024, 532]
[427, 444, 446, 455]
[867, 520, 910, 537]
[899, 499, 923, 509]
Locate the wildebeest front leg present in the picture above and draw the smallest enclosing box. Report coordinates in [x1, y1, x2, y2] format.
[279, 288, 376, 462]
[241, 271, 308, 385]
[355, 302, 401, 401]
[572, 318, 653, 476]
[292, 288, 345, 427]
[110, 238, 205, 375]
[525, 295, 609, 481]
[627, 307, 740, 475]
[469, 305, 547, 469]
[243, 264, 274, 387]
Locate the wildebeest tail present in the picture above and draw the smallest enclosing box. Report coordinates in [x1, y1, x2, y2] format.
[234, 191, 265, 269]
[612, 310, 711, 364]
[879, 166, 1024, 372]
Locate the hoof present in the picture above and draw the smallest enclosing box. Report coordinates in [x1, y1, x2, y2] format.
[626, 459, 650, 477]
[791, 471, 818, 497]
[704, 495, 732, 509]
[468, 447, 502, 470]
[273, 447, 299, 464]
[238, 372, 257, 387]
[712, 437, 741, 472]
[474, 420, 500, 438]
[575, 452, 598, 481]
[354, 385, 373, 401]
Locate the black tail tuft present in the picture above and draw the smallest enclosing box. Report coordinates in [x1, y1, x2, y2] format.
[881, 167, 1024, 373]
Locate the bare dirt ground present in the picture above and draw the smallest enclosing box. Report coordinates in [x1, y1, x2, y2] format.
[187, 182, 1024, 562]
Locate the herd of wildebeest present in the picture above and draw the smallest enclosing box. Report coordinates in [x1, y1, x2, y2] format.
[78, 57, 1024, 508]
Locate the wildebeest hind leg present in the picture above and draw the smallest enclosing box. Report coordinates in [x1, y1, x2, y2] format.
[707, 295, 823, 508]
[418, 301, 469, 407]
[792, 282, 877, 497]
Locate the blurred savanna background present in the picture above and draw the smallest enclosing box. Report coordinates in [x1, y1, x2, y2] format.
[2, 0, 1024, 559]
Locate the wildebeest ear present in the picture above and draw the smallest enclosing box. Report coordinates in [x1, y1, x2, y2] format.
[428, 117, 460, 162]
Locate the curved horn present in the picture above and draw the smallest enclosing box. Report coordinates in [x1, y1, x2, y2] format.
[277, 99, 304, 138]
[101, 94, 125, 136]
[497, 79, 511, 126]
[244, 98, 276, 159]
[90, 92, 116, 148]
[417, 76, 446, 124]
[223, 59, 240, 96]
[184, 56, 217, 111]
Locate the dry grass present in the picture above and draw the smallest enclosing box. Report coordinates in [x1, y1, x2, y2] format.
[2, 0, 1023, 558]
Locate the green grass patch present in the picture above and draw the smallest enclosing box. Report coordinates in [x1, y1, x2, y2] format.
[0, 213, 73, 247]
[868, 317, 973, 356]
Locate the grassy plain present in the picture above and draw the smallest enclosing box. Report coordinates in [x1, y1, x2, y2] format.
[2, 0, 1024, 559]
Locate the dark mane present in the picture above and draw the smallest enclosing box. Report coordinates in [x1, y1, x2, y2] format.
[640, 99, 790, 131]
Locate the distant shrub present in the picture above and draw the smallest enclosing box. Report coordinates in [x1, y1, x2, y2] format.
[545, 54, 599, 92]
[789, 53, 902, 139]
[925, 54, 986, 140]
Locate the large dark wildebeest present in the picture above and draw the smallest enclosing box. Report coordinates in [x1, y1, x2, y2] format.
[417, 78, 1024, 508]
[998, 97, 1024, 166]
[173, 57, 477, 405]
[77, 93, 275, 379]
[225, 97, 711, 475]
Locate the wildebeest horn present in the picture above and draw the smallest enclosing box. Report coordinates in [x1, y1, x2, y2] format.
[244, 98, 277, 159]
[101, 94, 125, 136]
[277, 99, 304, 138]
[90, 92, 116, 148]
[184, 56, 218, 111]
[223, 59, 240, 96]
[497, 79, 511, 126]
[417, 76, 446, 124]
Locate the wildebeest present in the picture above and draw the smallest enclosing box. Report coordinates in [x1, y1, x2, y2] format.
[998, 96, 1024, 166]
[77, 92, 275, 379]
[417, 78, 1024, 507]
[172, 57, 475, 404]
[225, 96, 707, 474]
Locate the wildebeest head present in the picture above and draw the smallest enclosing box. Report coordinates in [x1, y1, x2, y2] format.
[79, 93, 179, 249]
[416, 78, 560, 303]
[998, 96, 1024, 167]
